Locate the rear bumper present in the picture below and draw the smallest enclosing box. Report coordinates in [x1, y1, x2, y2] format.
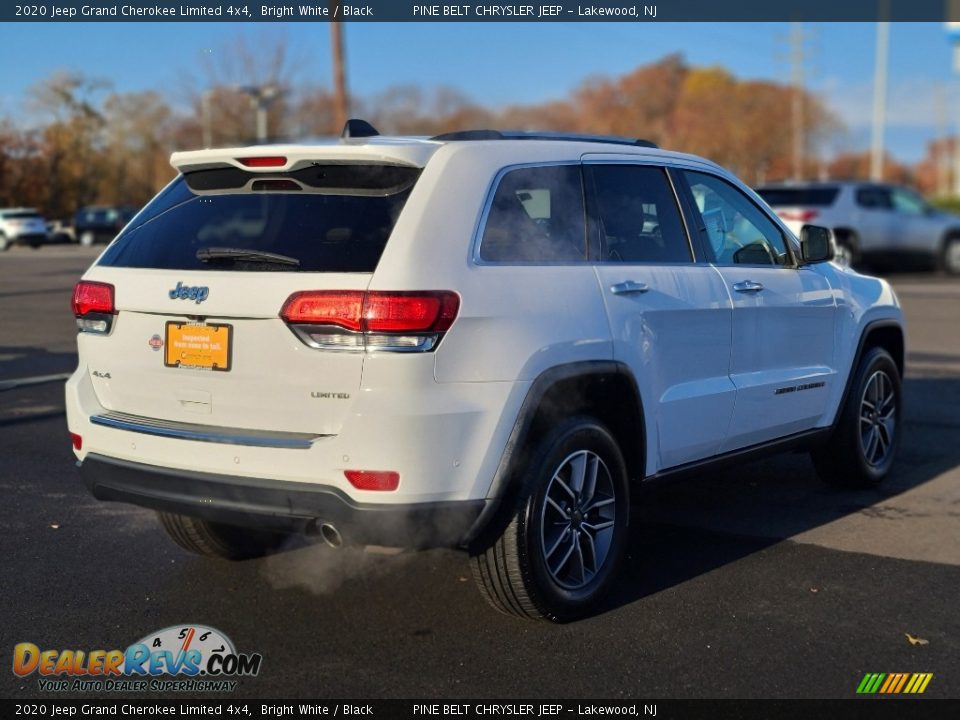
[80, 454, 486, 549]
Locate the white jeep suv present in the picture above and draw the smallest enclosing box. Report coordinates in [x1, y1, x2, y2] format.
[67, 122, 905, 621]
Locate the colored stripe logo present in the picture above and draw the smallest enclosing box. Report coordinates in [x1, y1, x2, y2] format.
[857, 673, 933, 694]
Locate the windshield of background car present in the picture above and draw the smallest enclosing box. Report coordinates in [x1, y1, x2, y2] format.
[756, 187, 840, 207]
[97, 163, 421, 272]
[2, 211, 42, 220]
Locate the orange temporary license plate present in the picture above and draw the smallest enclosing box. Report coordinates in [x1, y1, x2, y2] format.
[164, 322, 232, 371]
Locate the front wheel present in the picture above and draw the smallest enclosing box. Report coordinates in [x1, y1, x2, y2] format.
[812, 347, 901, 489]
[470, 417, 630, 622]
[79, 231, 96, 247]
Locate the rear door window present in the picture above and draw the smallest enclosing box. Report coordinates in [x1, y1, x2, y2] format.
[586, 164, 691, 263]
[855, 186, 893, 210]
[479, 165, 587, 263]
[98, 164, 421, 273]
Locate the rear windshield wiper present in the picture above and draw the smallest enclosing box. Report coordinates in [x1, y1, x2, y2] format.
[196, 247, 301, 267]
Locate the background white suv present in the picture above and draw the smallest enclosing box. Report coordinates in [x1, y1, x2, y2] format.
[67, 123, 905, 621]
[756, 180, 960, 274]
[0, 207, 49, 250]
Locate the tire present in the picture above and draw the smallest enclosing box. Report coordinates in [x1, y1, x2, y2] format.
[470, 417, 630, 622]
[812, 347, 901, 489]
[0, 234, 8, 252]
[157, 512, 285, 560]
[940, 234, 960, 276]
[79, 231, 96, 247]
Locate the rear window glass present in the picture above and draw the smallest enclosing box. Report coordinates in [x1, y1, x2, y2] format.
[756, 188, 839, 207]
[2, 211, 41, 220]
[98, 164, 421, 273]
[479, 165, 587, 263]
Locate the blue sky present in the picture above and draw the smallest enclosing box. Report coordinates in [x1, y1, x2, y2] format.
[0, 21, 956, 162]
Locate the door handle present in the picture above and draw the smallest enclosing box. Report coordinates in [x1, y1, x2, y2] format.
[610, 280, 650, 295]
[732, 280, 764, 293]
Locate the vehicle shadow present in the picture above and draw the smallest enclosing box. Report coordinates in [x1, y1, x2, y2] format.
[597, 375, 960, 617]
[0, 344, 78, 382]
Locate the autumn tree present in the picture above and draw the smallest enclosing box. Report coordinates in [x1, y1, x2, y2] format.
[28, 71, 110, 218]
[100, 91, 175, 205]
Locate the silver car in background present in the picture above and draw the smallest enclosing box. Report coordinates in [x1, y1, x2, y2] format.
[0, 208, 49, 251]
[756, 182, 960, 275]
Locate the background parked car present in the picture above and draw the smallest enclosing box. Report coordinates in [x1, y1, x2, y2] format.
[73, 205, 137, 246]
[0, 208, 49, 251]
[755, 181, 960, 275]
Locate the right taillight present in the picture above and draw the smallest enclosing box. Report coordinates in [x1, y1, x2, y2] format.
[280, 290, 460, 352]
[779, 209, 819, 223]
[72, 281, 115, 334]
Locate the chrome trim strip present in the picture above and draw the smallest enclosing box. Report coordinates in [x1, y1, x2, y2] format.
[90, 411, 324, 449]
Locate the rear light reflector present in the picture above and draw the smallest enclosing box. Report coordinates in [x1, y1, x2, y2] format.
[344, 470, 400, 492]
[237, 156, 287, 168]
[70, 433, 82, 450]
[779, 209, 819, 222]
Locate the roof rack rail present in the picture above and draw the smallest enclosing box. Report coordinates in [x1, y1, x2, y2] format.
[430, 129, 658, 149]
[341, 118, 380, 139]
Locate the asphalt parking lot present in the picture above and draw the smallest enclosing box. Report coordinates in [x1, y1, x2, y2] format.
[2, 245, 958, 699]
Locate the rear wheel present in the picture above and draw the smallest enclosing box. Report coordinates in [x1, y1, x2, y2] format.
[941, 234, 960, 276]
[470, 417, 630, 622]
[158, 512, 285, 560]
[812, 347, 901, 489]
[79, 231, 96, 247]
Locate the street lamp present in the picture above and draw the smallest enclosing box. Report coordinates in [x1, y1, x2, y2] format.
[238, 83, 284, 143]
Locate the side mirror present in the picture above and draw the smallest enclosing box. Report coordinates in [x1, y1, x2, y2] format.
[800, 225, 834, 264]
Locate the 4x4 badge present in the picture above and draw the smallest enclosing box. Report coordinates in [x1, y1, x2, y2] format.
[169, 281, 209, 304]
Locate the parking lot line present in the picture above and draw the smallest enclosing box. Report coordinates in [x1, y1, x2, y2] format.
[0, 372, 72, 392]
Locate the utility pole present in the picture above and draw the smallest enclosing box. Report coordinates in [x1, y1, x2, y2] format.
[330, 3, 349, 128]
[947, 9, 960, 195]
[789, 22, 805, 180]
[202, 90, 213, 148]
[870, 12, 890, 182]
[936, 83, 950, 196]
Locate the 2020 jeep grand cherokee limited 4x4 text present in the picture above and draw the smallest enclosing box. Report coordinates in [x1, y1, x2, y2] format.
[67, 123, 905, 621]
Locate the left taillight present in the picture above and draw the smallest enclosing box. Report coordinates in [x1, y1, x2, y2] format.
[72, 281, 115, 334]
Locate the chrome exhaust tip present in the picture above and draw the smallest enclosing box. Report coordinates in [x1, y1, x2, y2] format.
[319, 522, 343, 549]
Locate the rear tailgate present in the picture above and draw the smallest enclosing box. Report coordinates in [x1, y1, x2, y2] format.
[78, 268, 370, 435]
[75, 154, 426, 437]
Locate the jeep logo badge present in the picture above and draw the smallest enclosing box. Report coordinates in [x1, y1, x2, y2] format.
[169, 281, 209, 304]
